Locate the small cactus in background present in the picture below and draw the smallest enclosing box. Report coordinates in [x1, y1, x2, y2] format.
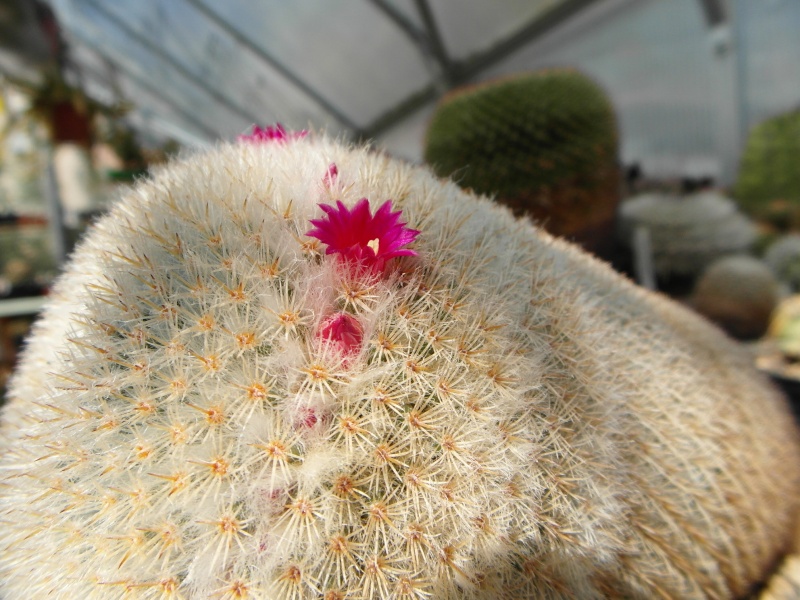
[736, 108, 800, 226]
[423, 69, 620, 255]
[760, 541, 800, 600]
[618, 190, 757, 279]
[690, 254, 780, 340]
[760, 295, 800, 394]
[764, 233, 800, 293]
[768, 295, 800, 360]
[1, 131, 799, 598]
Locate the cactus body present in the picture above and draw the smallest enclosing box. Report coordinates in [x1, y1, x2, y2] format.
[736, 108, 800, 222]
[690, 255, 780, 340]
[618, 191, 757, 278]
[768, 295, 800, 360]
[423, 70, 619, 254]
[1, 136, 799, 599]
[765, 234, 800, 293]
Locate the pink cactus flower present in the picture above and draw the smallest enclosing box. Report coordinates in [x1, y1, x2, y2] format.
[317, 312, 363, 358]
[307, 198, 420, 273]
[237, 123, 307, 143]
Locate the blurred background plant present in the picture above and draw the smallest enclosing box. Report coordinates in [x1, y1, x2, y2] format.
[617, 189, 756, 292]
[735, 107, 800, 231]
[690, 254, 780, 340]
[423, 69, 620, 258]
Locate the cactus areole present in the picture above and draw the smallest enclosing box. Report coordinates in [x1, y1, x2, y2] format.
[1, 128, 799, 598]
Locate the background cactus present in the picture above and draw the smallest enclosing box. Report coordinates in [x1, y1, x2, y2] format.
[735, 107, 800, 227]
[1, 135, 799, 599]
[767, 295, 800, 361]
[690, 254, 780, 340]
[422, 69, 620, 255]
[764, 233, 800, 293]
[618, 190, 757, 280]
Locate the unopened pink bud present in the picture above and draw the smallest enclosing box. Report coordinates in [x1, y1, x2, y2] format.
[317, 312, 363, 358]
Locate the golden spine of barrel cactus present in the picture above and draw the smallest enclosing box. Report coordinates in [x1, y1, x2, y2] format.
[0, 129, 798, 599]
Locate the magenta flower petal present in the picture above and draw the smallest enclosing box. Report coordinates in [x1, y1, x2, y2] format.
[306, 198, 420, 273]
[237, 123, 308, 144]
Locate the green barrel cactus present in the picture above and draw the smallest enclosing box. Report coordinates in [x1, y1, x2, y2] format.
[736, 108, 800, 225]
[423, 69, 620, 255]
[618, 191, 757, 279]
[1, 130, 799, 598]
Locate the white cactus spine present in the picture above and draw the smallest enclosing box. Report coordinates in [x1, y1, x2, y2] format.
[0, 136, 798, 599]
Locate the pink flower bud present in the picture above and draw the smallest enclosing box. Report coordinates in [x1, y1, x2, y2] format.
[317, 312, 363, 358]
[323, 163, 338, 187]
[237, 123, 307, 144]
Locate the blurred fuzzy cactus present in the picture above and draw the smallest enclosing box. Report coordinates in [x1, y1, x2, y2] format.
[736, 108, 800, 226]
[423, 69, 620, 255]
[765, 233, 800, 293]
[618, 191, 757, 279]
[1, 133, 799, 598]
[690, 255, 780, 340]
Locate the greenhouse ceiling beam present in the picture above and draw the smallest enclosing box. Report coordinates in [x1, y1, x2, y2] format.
[412, 0, 455, 84]
[81, 0, 263, 127]
[697, 0, 727, 26]
[367, 0, 453, 89]
[361, 0, 602, 140]
[183, 0, 361, 136]
[367, 0, 428, 47]
[358, 86, 439, 144]
[457, 0, 602, 80]
[66, 31, 221, 140]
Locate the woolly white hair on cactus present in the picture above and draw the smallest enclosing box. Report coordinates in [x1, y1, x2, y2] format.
[1, 126, 799, 599]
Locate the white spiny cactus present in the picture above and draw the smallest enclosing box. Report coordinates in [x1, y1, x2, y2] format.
[1, 132, 799, 599]
[765, 234, 800, 293]
[618, 191, 756, 278]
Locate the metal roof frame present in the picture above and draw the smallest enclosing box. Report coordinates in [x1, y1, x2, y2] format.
[81, 0, 264, 125]
[29, 0, 736, 147]
[183, 0, 362, 135]
[361, 0, 606, 140]
[62, 0, 617, 144]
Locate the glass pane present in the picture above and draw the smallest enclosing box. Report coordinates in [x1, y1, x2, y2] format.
[429, 0, 561, 60]
[210, 0, 432, 128]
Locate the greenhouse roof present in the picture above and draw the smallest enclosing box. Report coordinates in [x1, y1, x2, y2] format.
[5, 0, 800, 183]
[41, 0, 608, 147]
